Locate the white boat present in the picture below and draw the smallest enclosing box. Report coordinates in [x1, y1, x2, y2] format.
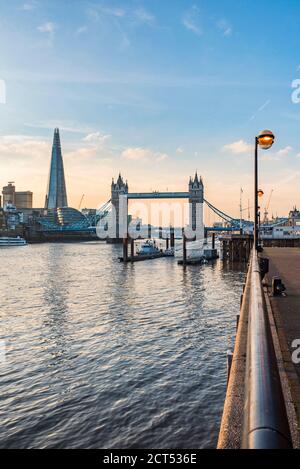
[138, 240, 161, 256]
[0, 236, 27, 246]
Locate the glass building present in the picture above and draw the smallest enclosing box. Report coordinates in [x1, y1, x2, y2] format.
[39, 128, 94, 234]
[45, 128, 68, 209]
[38, 207, 91, 231]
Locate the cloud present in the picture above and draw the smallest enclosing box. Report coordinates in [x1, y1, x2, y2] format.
[60, 131, 114, 162]
[101, 6, 125, 17]
[122, 147, 168, 162]
[76, 26, 87, 35]
[277, 146, 293, 156]
[122, 147, 152, 160]
[217, 19, 232, 37]
[223, 140, 253, 154]
[21, 1, 38, 10]
[156, 153, 168, 162]
[64, 145, 104, 164]
[0, 135, 50, 163]
[182, 5, 202, 36]
[64, 132, 114, 161]
[83, 132, 111, 145]
[87, 5, 130, 49]
[38, 22, 55, 34]
[37, 22, 56, 45]
[134, 8, 155, 25]
[88, 5, 125, 21]
[107, 8, 125, 18]
[65, 146, 99, 161]
[261, 146, 294, 161]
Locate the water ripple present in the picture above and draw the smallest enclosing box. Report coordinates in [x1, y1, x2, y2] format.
[0, 243, 245, 448]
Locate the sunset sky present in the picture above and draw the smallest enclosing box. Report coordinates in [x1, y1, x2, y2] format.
[1, 0, 300, 221]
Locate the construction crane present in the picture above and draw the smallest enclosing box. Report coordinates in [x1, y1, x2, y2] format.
[263, 189, 274, 224]
[78, 194, 85, 211]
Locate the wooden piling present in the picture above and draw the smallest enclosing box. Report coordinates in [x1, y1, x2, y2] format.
[183, 232, 187, 266]
[220, 234, 253, 262]
[130, 238, 134, 258]
[226, 350, 233, 386]
[123, 237, 128, 262]
[170, 227, 175, 248]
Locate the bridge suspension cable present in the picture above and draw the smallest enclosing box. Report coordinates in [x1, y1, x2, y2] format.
[204, 199, 239, 226]
[96, 199, 111, 216]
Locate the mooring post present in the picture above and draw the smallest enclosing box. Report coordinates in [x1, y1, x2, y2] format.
[183, 230, 187, 266]
[130, 238, 134, 259]
[236, 314, 240, 331]
[123, 236, 128, 262]
[170, 227, 175, 248]
[226, 350, 233, 386]
[212, 232, 215, 250]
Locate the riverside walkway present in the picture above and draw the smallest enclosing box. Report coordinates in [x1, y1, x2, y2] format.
[218, 247, 300, 449]
[264, 248, 300, 434]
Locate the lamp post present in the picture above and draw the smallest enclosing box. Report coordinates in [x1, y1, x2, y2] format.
[254, 130, 275, 250]
[257, 189, 264, 246]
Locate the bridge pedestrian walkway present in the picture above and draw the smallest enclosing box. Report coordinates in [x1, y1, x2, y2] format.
[263, 248, 300, 441]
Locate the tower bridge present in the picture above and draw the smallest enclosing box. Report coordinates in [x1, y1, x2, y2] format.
[108, 172, 205, 240]
[97, 172, 252, 239]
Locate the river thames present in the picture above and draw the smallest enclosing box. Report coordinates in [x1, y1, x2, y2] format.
[0, 242, 245, 449]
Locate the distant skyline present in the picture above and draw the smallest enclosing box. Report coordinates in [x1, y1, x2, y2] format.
[1, 0, 300, 220]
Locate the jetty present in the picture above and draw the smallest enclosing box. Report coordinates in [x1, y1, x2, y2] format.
[119, 252, 169, 263]
[119, 237, 174, 263]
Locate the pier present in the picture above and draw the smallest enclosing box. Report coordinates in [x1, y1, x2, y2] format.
[119, 252, 169, 262]
[218, 247, 300, 449]
[119, 231, 175, 263]
[220, 234, 253, 262]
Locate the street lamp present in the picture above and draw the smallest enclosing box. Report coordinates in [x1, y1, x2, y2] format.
[258, 189, 264, 198]
[254, 130, 275, 250]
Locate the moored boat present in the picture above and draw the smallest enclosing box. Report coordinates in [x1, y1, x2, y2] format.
[0, 236, 27, 246]
[137, 240, 161, 256]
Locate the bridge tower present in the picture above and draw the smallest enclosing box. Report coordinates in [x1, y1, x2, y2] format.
[188, 172, 204, 237]
[111, 173, 128, 239]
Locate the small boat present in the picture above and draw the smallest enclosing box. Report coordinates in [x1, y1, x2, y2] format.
[164, 247, 175, 257]
[137, 240, 161, 256]
[0, 236, 27, 247]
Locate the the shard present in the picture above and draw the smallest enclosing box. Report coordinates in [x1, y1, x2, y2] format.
[45, 128, 68, 209]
